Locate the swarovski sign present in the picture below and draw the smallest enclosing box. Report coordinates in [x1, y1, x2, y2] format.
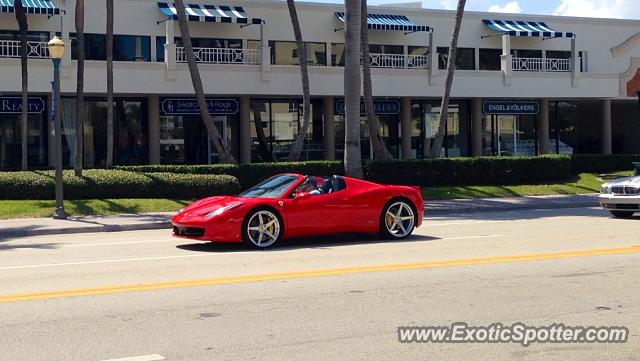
[160, 98, 239, 115]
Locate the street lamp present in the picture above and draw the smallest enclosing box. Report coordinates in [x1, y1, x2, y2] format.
[48, 36, 66, 220]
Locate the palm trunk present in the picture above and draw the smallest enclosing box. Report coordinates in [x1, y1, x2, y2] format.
[429, 0, 466, 158]
[286, 0, 311, 162]
[360, 0, 392, 160]
[252, 108, 272, 162]
[15, 0, 28, 170]
[174, 0, 236, 163]
[106, 0, 114, 168]
[343, 0, 364, 178]
[75, 0, 85, 175]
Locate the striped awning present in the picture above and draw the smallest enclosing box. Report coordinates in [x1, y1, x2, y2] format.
[157, 2, 263, 24]
[335, 12, 430, 32]
[483, 19, 574, 38]
[0, 0, 60, 15]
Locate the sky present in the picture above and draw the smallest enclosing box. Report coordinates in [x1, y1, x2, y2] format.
[315, 0, 640, 19]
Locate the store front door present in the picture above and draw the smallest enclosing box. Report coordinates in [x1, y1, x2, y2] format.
[483, 101, 539, 156]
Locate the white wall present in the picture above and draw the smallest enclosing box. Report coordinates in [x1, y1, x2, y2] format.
[0, 0, 639, 98]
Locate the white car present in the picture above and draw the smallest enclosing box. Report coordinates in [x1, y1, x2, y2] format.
[599, 175, 640, 218]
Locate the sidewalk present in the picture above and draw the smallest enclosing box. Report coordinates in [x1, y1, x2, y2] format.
[0, 194, 600, 238]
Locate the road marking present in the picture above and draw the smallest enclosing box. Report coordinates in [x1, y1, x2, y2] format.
[65, 239, 181, 247]
[0, 235, 500, 270]
[0, 245, 638, 304]
[100, 355, 165, 361]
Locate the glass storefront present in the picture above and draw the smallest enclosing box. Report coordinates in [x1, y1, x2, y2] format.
[411, 100, 470, 157]
[249, 99, 321, 162]
[60, 98, 148, 167]
[0, 96, 48, 169]
[483, 115, 537, 156]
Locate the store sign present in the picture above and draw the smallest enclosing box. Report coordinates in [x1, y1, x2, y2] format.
[0, 97, 46, 114]
[335, 99, 400, 115]
[160, 98, 238, 115]
[482, 101, 539, 115]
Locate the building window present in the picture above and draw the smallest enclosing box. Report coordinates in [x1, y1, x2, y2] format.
[511, 49, 542, 58]
[157, 37, 242, 62]
[546, 50, 571, 59]
[266, 41, 326, 66]
[369, 44, 403, 54]
[331, 43, 345, 66]
[0, 30, 50, 42]
[479, 48, 501, 70]
[71, 34, 151, 61]
[437, 47, 475, 70]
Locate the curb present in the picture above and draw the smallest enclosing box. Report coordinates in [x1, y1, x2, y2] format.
[424, 197, 599, 216]
[0, 221, 172, 239]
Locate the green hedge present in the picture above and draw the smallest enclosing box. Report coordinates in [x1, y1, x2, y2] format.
[570, 154, 640, 173]
[116, 161, 343, 188]
[0, 169, 240, 200]
[363, 155, 573, 187]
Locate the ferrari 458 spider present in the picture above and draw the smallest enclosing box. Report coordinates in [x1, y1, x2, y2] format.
[172, 173, 423, 248]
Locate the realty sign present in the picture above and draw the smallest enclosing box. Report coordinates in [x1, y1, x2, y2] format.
[0, 97, 46, 114]
[160, 98, 239, 115]
[482, 101, 539, 115]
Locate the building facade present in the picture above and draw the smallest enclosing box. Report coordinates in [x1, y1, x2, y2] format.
[1, 0, 640, 169]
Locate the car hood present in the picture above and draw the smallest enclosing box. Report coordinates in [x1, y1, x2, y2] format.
[179, 196, 243, 217]
[604, 176, 640, 187]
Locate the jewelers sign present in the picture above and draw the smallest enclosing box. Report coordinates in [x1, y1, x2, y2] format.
[482, 101, 539, 115]
[160, 98, 239, 115]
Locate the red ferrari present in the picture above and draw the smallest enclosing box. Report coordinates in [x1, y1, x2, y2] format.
[172, 173, 423, 248]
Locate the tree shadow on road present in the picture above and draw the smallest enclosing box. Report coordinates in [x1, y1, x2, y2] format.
[177, 233, 438, 253]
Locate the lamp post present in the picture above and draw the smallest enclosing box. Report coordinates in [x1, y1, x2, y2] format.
[48, 36, 66, 220]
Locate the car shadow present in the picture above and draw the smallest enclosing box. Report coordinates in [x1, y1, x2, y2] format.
[176, 233, 439, 253]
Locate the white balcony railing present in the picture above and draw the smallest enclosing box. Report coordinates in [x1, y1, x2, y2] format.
[368, 53, 430, 69]
[512, 57, 571, 72]
[176, 47, 259, 65]
[0, 40, 49, 59]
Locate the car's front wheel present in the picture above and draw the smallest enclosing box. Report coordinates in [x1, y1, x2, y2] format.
[609, 210, 636, 219]
[380, 199, 416, 239]
[242, 208, 283, 249]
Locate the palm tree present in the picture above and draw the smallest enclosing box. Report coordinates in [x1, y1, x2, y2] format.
[429, 0, 466, 158]
[106, 0, 114, 168]
[14, 0, 28, 170]
[286, 0, 311, 161]
[173, 0, 236, 163]
[343, 0, 363, 178]
[360, 0, 391, 160]
[75, 0, 85, 175]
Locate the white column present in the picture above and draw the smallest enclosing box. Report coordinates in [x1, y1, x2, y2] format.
[538, 99, 549, 155]
[428, 30, 435, 84]
[571, 37, 579, 87]
[165, 20, 176, 79]
[501, 34, 512, 85]
[401, 97, 412, 159]
[323, 96, 335, 160]
[239, 96, 251, 164]
[602, 99, 612, 155]
[148, 96, 161, 164]
[325, 42, 332, 66]
[472, 98, 483, 156]
[260, 23, 271, 82]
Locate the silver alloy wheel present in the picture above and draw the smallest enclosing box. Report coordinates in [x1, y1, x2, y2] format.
[384, 201, 415, 238]
[246, 210, 281, 248]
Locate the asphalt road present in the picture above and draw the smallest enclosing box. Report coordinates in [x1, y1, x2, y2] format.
[0, 207, 638, 361]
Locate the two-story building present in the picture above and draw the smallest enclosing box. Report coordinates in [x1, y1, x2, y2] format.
[1, 0, 640, 169]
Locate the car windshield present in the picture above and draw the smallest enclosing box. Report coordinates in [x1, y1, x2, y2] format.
[238, 175, 300, 198]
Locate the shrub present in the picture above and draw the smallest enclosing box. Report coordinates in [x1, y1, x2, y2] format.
[363, 155, 573, 187]
[0, 169, 240, 200]
[570, 154, 640, 173]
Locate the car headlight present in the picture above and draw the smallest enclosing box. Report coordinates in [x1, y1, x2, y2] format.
[204, 202, 242, 218]
[601, 185, 611, 194]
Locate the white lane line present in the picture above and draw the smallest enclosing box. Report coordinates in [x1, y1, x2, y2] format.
[100, 355, 165, 361]
[0, 235, 501, 271]
[0, 253, 217, 271]
[422, 220, 503, 226]
[65, 239, 182, 247]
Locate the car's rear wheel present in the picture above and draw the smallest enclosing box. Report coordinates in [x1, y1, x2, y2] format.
[609, 210, 636, 219]
[380, 199, 416, 239]
[242, 208, 282, 249]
